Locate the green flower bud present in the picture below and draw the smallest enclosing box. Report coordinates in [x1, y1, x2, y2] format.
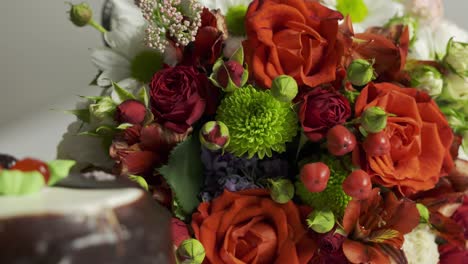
[269, 179, 294, 204]
[410, 65, 444, 97]
[361, 106, 388, 133]
[69, 2, 93, 27]
[177, 238, 206, 264]
[89, 97, 117, 120]
[386, 15, 418, 44]
[306, 209, 335, 234]
[347, 59, 375, 87]
[416, 203, 430, 224]
[200, 121, 230, 151]
[440, 73, 468, 102]
[444, 39, 468, 77]
[225, 5, 248, 36]
[271, 75, 299, 102]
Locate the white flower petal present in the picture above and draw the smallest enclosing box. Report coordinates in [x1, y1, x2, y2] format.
[91, 47, 130, 71]
[353, 0, 404, 32]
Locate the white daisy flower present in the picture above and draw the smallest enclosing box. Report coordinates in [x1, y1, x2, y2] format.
[91, 0, 165, 102]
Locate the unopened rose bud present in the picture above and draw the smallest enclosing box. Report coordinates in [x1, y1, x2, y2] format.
[89, 97, 117, 121]
[69, 2, 93, 27]
[200, 121, 230, 151]
[440, 73, 468, 102]
[444, 39, 468, 77]
[176, 238, 206, 264]
[347, 59, 375, 87]
[217, 61, 244, 88]
[386, 15, 418, 43]
[361, 106, 388, 133]
[115, 99, 147, 125]
[271, 75, 299, 102]
[410, 65, 443, 97]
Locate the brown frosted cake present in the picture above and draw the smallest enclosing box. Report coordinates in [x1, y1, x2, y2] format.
[0, 171, 175, 264]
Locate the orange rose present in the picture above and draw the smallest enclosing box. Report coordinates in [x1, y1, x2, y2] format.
[244, 0, 343, 89]
[353, 83, 454, 195]
[191, 189, 315, 264]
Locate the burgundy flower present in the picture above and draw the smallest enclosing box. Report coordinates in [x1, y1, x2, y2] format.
[180, 8, 225, 69]
[149, 66, 209, 133]
[299, 89, 351, 141]
[110, 142, 160, 176]
[115, 99, 147, 125]
[311, 231, 349, 264]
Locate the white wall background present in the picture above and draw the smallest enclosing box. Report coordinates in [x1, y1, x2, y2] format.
[0, 0, 466, 160]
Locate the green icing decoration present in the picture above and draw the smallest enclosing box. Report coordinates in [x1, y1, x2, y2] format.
[336, 0, 368, 23]
[296, 155, 352, 217]
[0, 170, 45, 196]
[131, 50, 164, 83]
[216, 86, 298, 159]
[159, 136, 204, 217]
[47, 160, 76, 186]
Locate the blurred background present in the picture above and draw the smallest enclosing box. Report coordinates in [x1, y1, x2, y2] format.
[0, 0, 466, 160]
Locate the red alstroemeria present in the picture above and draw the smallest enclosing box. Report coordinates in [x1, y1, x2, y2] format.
[342, 189, 420, 264]
[339, 16, 410, 83]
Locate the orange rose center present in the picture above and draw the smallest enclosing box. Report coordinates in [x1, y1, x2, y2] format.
[223, 218, 277, 264]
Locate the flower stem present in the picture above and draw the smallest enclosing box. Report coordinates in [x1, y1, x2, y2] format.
[88, 19, 107, 34]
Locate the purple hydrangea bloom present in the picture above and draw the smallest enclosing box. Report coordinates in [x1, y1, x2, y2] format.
[200, 147, 289, 201]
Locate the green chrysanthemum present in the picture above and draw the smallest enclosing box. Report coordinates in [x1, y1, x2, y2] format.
[296, 155, 352, 217]
[216, 86, 298, 159]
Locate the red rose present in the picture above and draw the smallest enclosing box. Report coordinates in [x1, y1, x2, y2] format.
[150, 66, 208, 133]
[299, 89, 351, 141]
[115, 99, 147, 125]
[244, 0, 343, 89]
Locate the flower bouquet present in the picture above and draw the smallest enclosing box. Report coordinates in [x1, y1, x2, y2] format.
[59, 0, 467, 263]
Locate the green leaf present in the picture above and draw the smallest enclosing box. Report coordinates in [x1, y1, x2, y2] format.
[47, 160, 76, 186]
[306, 209, 336, 233]
[416, 203, 430, 223]
[159, 136, 204, 217]
[112, 81, 136, 102]
[128, 175, 149, 191]
[230, 46, 244, 65]
[337, 0, 368, 23]
[137, 87, 150, 107]
[66, 109, 91, 123]
[0, 170, 45, 196]
[269, 179, 294, 204]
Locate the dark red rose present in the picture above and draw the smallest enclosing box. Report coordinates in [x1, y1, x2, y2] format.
[116, 124, 142, 146]
[150, 66, 208, 133]
[299, 89, 351, 141]
[115, 99, 147, 125]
